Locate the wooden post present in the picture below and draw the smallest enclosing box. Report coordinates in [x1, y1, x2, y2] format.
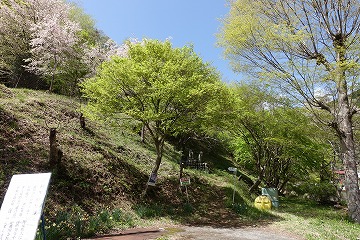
[79, 113, 86, 129]
[185, 185, 189, 203]
[49, 128, 62, 167]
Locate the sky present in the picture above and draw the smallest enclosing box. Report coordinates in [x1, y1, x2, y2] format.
[72, 0, 241, 82]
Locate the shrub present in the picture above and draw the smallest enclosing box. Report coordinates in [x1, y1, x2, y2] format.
[36, 207, 135, 240]
[291, 181, 338, 204]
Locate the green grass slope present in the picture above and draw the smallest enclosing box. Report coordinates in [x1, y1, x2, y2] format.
[2, 86, 358, 240]
[0, 85, 267, 238]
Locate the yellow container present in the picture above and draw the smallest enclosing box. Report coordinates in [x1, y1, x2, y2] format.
[254, 195, 272, 210]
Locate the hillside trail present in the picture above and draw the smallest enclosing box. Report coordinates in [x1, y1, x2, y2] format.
[85, 188, 303, 240]
[86, 194, 304, 240]
[166, 225, 303, 240]
[84, 225, 303, 240]
[86, 200, 303, 240]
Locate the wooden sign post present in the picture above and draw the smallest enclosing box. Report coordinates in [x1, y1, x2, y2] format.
[0, 173, 52, 240]
[180, 177, 191, 203]
[228, 167, 237, 204]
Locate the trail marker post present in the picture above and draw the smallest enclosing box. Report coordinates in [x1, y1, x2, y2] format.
[180, 177, 191, 203]
[227, 167, 237, 204]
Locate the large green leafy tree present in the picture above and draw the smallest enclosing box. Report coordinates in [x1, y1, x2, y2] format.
[230, 84, 328, 193]
[219, 0, 360, 223]
[81, 39, 228, 178]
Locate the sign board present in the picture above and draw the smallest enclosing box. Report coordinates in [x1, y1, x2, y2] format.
[147, 172, 157, 186]
[228, 167, 237, 172]
[0, 173, 51, 240]
[180, 177, 191, 186]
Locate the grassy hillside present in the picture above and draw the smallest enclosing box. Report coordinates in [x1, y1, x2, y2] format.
[0, 85, 264, 238]
[1, 85, 359, 240]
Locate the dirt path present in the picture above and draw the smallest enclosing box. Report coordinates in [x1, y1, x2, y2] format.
[167, 226, 303, 240]
[83, 228, 166, 240]
[85, 225, 303, 240]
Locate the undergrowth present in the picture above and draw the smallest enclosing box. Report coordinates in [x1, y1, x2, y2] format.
[35, 207, 136, 239]
[273, 198, 360, 240]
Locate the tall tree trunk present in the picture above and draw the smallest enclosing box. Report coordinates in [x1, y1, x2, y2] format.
[152, 153, 162, 175]
[50, 54, 58, 92]
[335, 45, 360, 223]
[141, 125, 145, 143]
[249, 167, 265, 193]
[336, 98, 360, 222]
[249, 177, 262, 193]
[151, 137, 164, 175]
[142, 137, 164, 195]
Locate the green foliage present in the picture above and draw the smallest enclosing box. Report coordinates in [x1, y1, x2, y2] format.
[182, 203, 194, 214]
[219, 2, 360, 222]
[82, 39, 226, 134]
[3, 84, 357, 239]
[227, 83, 330, 190]
[69, 3, 99, 46]
[36, 207, 135, 240]
[290, 181, 338, 204]
[134, 204, 164, 219]
[0, 0, 24, 6]
[81, 39, 230, 173]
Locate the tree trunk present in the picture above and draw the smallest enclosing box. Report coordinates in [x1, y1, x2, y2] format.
[151, 137, 165, 176]
[336, 105, 360, 222]
[335, 45, 360, 223]
[142, 138, 164, 196]
[49, 54, 58, 92]
[152, 153, 162, 175]
[249, 177, 262, 193]
[249, 167, 265, 193]
[141, 125, 145, 143]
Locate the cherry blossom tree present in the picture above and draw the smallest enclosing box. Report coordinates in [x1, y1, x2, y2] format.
[25, 0, 80, 92]
[0, 0, 128, 94]
[81, 39, 129, 78]
[0, 0, 32, 85]
[0, 0, 81, 90]
[0, 0, 113, 92]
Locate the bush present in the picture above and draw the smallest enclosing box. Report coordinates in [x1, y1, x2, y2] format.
[134, 204, 164, 219]
[291, 181, 338, 204]
[36, 207, 135, 240]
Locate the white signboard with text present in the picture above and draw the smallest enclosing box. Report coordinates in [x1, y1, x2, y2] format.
[0, 173, 51, 240]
